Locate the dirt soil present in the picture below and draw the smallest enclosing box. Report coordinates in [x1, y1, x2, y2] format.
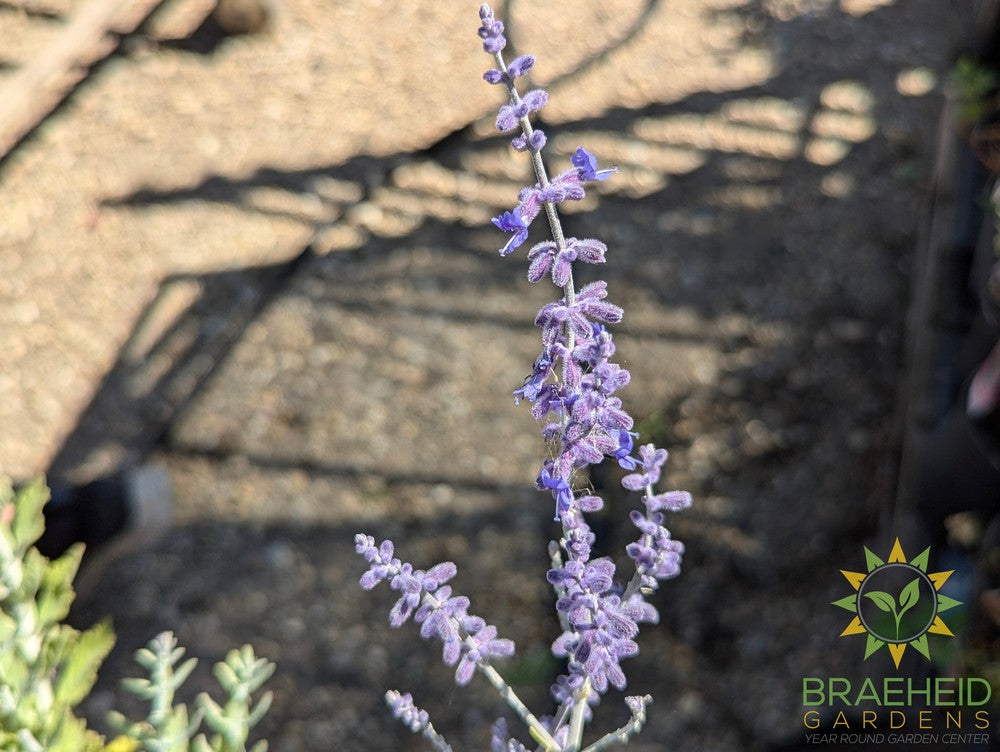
[0, 0, 988, 750]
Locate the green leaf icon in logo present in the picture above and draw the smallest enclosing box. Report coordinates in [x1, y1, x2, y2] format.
[864, 590, 896, 613]
[835, 539, 962, 668]
[898, 577, 921, 616]
[863, 577, 921, 641]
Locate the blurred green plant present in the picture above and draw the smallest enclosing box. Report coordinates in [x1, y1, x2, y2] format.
[0, 478, 272, 752]
[108, 634, 274, 752]
[0, 477, 111, 752]
[952, 55, 999, 127]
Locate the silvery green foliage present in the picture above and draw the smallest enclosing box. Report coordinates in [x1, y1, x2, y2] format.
[0, 478, 113, 752]
[108, 634, 274, 752]
[0, 478, 273, 752]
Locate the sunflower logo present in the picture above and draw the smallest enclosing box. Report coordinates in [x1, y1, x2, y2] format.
[833, 539, 962, 668]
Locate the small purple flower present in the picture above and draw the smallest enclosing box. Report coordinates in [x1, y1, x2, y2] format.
[584, 360, 630, 396]
[646, 490, 693, 512]
[455, 624, 515, 686]
[551, 591, 639, 694]
[511, 130, 546, 152]
[507, 54, 535, 78]
[388, 561, 456, 627]
[571, 147, 618, 182]
[627, 510, 685, 582]
[356, 534, 398, 589]
[527, 237, 607, 286]
[515, 185, 544, 225]
[526, 241, 558, 284]
[548, 524, 594, 565]
[530, 382, 571, 420]
[621, 443, 668, 491]
[513, 348, 554, 403]
[536, 462, 573, 520]
[538, 175, 584, 204]
[574, 494, 604, 513]
[561, 425, 613, 467]
[496, 89, 548, 132]
[571, 392, 633, 432]
[416, 585, 468, 642]
[613, 430, 639, 470]
[492, 209, 529, 255]
[535, 281, 623, 346]
[483, 55, 534, 86]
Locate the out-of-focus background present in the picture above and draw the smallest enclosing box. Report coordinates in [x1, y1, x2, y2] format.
[1, 0, 996, 749]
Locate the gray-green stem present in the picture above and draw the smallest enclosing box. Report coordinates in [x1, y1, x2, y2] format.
[580, 695, 652, 752]
[493, 47, 614, 752]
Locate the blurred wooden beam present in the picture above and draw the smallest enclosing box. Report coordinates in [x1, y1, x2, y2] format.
[0, 0, 165, 159]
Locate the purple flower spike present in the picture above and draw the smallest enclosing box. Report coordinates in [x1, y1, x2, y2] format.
[478, 4, 506, 53]
[492, 209, 529, 255]
[359, 9, 698, 743]
[572, 147, 618, 182]
[355, 533, 517, 693]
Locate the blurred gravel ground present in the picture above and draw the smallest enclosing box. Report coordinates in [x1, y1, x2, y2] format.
[0, 0, 985, 749]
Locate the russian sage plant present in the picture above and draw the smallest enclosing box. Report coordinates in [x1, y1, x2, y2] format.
[354, 5, 691, 751]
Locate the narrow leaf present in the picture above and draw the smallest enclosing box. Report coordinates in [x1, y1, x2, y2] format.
[897, 577, 921, 617]
[863, 591, 896, 613]
[54, 619, 115, 707]
[11, 478, 48, 551]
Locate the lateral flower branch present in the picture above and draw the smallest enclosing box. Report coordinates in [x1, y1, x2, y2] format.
[354, 5, 692, 750]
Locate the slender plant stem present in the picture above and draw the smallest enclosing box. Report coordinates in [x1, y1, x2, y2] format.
[565, 677, 592, 752]
[580, 695, 652, 752]
[422, 720, 454, 752]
